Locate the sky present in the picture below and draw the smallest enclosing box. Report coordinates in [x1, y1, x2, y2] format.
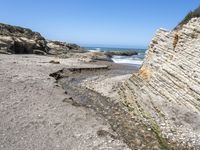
[0, 0, 199, 48]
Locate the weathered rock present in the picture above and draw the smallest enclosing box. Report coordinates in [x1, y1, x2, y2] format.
[64, 52, 113, 62]
[120, 17, 200, 148]
[33, 49, 47, 55]
[175, 6, 200, 30]
[47, 40, 85, 55]
[0, 49, 11, 54]
[84, 52, 113, 62]
[49, 60, 60, 64]
[104, 50, 138, 57]
[0, 23, 85, 56]
[0, 23, 48, 54]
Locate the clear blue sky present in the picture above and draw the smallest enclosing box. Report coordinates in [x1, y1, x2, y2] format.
[0, 0, 199, 48]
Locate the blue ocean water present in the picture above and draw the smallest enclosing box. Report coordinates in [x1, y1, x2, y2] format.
[84, 47, 146, 68]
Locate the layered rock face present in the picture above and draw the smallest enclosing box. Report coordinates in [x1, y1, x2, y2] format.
[0, 23, 47, 54]
[121, 18, 200, 147]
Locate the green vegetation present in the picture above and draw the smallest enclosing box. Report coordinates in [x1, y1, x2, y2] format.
[123, 100, 172, 149]
[139, 109, 172, 150]
[176, 6, 200, 29]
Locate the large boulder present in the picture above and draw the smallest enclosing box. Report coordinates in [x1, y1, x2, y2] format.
[0, 23, 48, 54]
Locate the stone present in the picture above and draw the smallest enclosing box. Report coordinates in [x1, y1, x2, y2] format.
[104, 51, 138, 57]
[120, 17, 200, 148]
[33, 49, 47, 55]
[0, 23, 48, 54]
[0, 23, 85, 55]
[0, 49, 11, 54]
[49, 60, 60, 64]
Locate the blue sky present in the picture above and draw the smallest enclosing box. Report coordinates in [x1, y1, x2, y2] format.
[0, 0, 199, 48]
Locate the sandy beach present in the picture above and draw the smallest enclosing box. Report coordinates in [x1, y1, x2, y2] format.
[0, 54, 135, 150]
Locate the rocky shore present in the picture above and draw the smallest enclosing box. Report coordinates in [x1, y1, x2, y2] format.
[1, 11, 200, 149]
[120, 17, 200, 149]
[0, 23, 140, 149]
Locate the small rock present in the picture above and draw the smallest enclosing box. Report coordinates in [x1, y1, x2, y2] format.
[33, 50, 47, 55]
[62, 98, 68, 103]
[49, 60, 60, 64]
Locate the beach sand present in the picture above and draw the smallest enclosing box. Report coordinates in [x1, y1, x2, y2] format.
[0, 54, 135, 150]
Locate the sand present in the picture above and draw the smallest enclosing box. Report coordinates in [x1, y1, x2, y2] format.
[0, 54, 131, 150]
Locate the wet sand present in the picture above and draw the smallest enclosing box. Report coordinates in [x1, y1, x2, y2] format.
[52, 61, 173, 149]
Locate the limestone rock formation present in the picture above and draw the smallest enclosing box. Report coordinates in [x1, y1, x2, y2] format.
[120, 17, 200, 148]
[0, 23, 48, 54]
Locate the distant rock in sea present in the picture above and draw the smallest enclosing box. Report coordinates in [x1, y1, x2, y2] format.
[120, 17, 200, 148]
[104, 50, 138, 57]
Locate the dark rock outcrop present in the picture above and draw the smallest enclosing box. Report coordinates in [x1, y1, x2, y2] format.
[0, 23, 48, 54]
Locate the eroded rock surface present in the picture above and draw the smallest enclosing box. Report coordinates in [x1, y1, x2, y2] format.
[0, 23, 47, 54]
[120, 17, 200, 148]
[0, 23, 85, 55]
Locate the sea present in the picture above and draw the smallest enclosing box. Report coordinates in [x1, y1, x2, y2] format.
[84, 47, 146, 68]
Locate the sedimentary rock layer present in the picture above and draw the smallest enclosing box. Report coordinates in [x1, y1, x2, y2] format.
[121, 18, 200, 148]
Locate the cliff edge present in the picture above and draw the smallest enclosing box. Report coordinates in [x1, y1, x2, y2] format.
[120, 17, 200, 148]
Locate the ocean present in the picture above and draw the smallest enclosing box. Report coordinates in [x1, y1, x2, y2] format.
[84, 47, 146, 68]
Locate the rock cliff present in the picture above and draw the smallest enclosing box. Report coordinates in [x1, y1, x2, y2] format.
[0, 23, 48, 54]
[120, 17, 200, 148]
[0, 23, 85, 55]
